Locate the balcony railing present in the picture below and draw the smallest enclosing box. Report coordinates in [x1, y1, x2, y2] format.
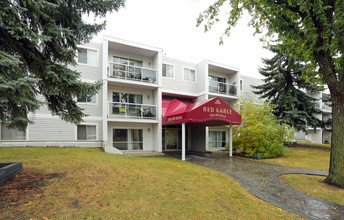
[322, 102, 332, 112]
[209, 80, 237, 96]
[108, 102, 157, 120]
[108, 62, 157, 84]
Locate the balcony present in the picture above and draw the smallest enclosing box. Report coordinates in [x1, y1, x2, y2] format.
[209, 80, 237, 96]
[108, 62, 157, 84]
[108, 102, 157, 120]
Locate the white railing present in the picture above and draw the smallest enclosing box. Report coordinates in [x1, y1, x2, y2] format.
[322, 102, 332, 112]
[209, 80, 237, 96]
[108, 102, 157, 120]
[108, 62, 157, 84]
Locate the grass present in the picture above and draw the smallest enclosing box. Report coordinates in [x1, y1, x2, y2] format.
[280, 174, 344, 206]
[262, 143, 344, 206]
[262, 144, 330, 171]
[0, 147, 299, 219]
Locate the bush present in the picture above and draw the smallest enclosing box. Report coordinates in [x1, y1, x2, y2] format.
[232, 97, 294, 158]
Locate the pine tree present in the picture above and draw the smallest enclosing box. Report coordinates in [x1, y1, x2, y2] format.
[252, 46, 324, 132]
[0, 0, 125, 130]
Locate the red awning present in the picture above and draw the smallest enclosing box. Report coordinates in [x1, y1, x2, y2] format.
[162, 97, 241, 126]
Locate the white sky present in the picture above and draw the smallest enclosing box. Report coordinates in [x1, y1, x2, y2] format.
[90, 0, 272, 79]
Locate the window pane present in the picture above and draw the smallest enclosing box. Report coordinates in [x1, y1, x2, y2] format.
[184, 69, 189, 81]
[87, 95, 96, 103]
[163, 64, 173, 78]
[14, 128, 25, 140]
[87, 126, 96, 140]
[77, 96, 86, 102]
[78, 49, 87, 64]
[162, 64, 167, 77]
[1, 124, 13, 140]
[131, 129, 143, 142]
[209, 131, 216, 142]
[113, 129, 127, 142]
[87, 50, 97, 66]
[189, 69, 195, 82]
[113, 92, 120, 102]
[134, 60, 143, 67]
[77, 125, 87, 140]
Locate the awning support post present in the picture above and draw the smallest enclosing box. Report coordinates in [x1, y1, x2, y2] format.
[182, 123, 186, 161]
[229, 124, 233, 157]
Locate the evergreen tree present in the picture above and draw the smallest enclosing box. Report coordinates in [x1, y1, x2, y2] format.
[0, 0, 125, 130]
[252, 46, 324, 132]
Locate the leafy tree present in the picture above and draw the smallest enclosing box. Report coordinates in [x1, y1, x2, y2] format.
[253, 45, 324, 132]
[0, 0, 125, 131]
[232, 97, 294, 159]
[197, 0, 344, 187]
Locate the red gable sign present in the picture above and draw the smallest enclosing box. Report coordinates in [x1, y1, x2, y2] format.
[162, 97, 241, 126]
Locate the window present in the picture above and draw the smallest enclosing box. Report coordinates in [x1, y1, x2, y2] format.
[112, 56, 143, 79]
[162, 64, 174, 78]
[113, 129, 143, 150]
[78, 48, 97, 66]
[0, 124, 26, 140]
[184, 68, 195, 82]
[209, 131, 226, 149]
[112, 92, 143, 117]
[209, 75, 226, 93]
[240, 80, 243, 91]
[77, 125, 96, 140]
[77, 95, 96, 104]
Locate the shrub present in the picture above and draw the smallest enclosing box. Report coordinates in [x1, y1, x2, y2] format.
[232, 97, 294, 158]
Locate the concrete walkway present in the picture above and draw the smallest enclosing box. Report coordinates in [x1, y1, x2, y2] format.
[180, 153, 344, 220]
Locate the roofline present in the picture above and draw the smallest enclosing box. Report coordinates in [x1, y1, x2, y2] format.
[103, 35, 163, 53]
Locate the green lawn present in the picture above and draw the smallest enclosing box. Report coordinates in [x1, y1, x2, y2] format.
[0, 147, 298, 219]
[263, 144, 330, 171]
[262, 143, 344, 206]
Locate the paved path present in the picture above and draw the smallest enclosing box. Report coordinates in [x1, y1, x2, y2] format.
[182, 153, 344, 220]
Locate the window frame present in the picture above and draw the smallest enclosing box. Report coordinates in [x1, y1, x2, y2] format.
[77, 46, 99, 67]
[77, 94, 98, 105]
[162, 63, 175, 79]
[183, 67, 196, 83]
[76, 124, 98, 141]
[112, 127, 144, 151]
[0, 123, 27, 141]
[208, 130, 226, 149]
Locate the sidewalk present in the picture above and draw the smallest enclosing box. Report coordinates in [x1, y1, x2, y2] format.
[185, 153, 344, 220]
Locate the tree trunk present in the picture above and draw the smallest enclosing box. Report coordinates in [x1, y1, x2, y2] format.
[325, 95, 344, 187]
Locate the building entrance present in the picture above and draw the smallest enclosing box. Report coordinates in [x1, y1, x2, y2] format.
[162, 125, 186, 151]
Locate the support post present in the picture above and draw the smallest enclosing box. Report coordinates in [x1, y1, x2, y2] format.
[182, 123, 186, 161]
[229, 124, 233, 157]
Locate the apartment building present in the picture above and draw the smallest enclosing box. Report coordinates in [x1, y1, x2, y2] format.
[240, 75, 332, 144]
[0, 36, 242, 158]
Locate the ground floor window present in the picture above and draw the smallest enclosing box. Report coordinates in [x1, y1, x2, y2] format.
[113, 129, 143, 150]
[209, 131, 226, 149]
[0, 124, 26, 140]
[77, 125, 96, 140]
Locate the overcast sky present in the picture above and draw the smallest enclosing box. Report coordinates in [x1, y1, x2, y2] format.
[90, 0, 272, 79]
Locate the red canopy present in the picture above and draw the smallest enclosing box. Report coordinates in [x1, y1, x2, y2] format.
[162, 97, 241, 126]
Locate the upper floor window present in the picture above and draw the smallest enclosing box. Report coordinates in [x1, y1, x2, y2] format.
[184, 68, 195, 82]
[113, 92, 143, 104]
[77, 125, 96, 140]
[78, 48, 97, 66]
[113, 56, 143, 67]
[77, 95, 96, 104]
[162, 64, 174, 78]
[0, 124, 26, 140]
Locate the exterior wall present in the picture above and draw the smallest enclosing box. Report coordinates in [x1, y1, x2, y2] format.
[190, 126, 206, 152]
[162, 56, 201, 96]
[240, 75, 263, 99]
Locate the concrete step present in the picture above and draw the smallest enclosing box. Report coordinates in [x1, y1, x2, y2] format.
[123, 151, 165, 157]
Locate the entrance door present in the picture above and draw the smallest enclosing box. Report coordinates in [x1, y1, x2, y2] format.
[162, 128, 178, 150]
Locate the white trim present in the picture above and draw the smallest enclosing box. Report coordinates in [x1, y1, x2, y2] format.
[75, 123, 99, 141]
[103, 35, 163, 53]
[162, 63, 175, 79]
[76, 46, 99, 67]
[182, 66, 197, 83]
[162, 89, 205, 98]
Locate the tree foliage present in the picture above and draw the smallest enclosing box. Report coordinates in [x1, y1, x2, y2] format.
[198, 0, 344, 187]
[232, 97, 294, 159]
[253, 45, 325, 132]
[0, 0, 125, 130]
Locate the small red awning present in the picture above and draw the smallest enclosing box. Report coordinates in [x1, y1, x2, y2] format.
[162, 97, 241, 126]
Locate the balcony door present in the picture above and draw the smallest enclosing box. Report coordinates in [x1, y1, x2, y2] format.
[112, 92, 143, 117]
